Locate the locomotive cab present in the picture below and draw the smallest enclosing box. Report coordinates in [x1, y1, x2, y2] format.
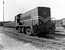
[15, 13, 22, 30]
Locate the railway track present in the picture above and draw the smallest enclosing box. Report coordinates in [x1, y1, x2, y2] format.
[3, 27, 65, 50]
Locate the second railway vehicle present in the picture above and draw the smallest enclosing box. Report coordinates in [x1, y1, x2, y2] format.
[15, 7, 55, 37]
[4, 21, 15, 28]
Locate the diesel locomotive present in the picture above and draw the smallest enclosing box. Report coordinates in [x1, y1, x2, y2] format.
[15, 7, 55, 37]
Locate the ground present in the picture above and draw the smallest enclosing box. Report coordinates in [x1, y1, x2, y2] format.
[0, 26, 65, 50]
[0, 27, 54, 50]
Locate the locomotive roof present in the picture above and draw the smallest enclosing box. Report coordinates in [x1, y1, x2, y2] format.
[23, 6, 50, 13]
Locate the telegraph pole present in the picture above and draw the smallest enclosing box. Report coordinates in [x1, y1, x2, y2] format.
[3, 0, 5, 30]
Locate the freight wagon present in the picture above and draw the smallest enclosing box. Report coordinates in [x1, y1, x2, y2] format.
[4, 21, 15, 28]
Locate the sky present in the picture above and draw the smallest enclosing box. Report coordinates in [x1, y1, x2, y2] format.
[0, 0, 65, 21]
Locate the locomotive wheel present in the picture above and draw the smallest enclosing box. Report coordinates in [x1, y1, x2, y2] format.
[15, 26, 18, 30]
[21, 27, 24, 33]
[18, 27, 24, 33]
[19, 27, 23, 33]
[26, 28, 31, 35]
[18, 27, 20, 33]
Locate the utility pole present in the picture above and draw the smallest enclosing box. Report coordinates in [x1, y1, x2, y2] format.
[3, 0, 5, 30]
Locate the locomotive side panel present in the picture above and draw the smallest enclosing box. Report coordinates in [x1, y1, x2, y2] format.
[31, 7, 39, 25]
[20, 7, 39, 26]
